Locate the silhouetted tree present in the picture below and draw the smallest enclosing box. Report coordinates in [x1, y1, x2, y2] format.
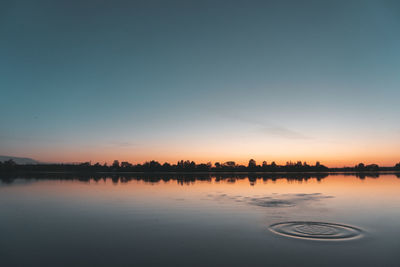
[189, 161, 196, 169]
[356, 163, 365, 170]
[162, 162, 171, 169]
[262, 161, 267, 167]
[248, 159, 256, 168]
[224, 161, 236, 168]
[197, 163, 211, 171]
[121, 161, 132, 168]
[143, 160, 161, 170]
[395, 162, 400, 169]
[112, 160, 120, 168]
[366, 164, 379, 171]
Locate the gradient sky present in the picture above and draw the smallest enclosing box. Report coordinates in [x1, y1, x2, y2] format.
[1, 0, 400, 167]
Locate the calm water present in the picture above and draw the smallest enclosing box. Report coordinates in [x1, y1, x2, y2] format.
[1, 173, 400, 267]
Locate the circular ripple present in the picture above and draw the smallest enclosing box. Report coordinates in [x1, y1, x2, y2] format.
[269, 221, 363, 241]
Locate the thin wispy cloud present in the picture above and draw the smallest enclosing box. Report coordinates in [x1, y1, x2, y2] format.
[219, 112, 313, 140]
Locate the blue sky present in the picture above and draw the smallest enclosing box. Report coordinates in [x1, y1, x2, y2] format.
[1, 0, 400, 166]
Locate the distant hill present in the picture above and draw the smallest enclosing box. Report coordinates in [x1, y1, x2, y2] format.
[0, 156, 39, 165]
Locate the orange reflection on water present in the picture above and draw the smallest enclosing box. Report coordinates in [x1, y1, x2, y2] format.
[5, 174, 400, 210]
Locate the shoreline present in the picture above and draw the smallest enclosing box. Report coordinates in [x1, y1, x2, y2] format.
[1, 170, 399, 175]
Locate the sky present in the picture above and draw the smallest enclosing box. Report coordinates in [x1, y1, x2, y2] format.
[1, 0, 400, 167]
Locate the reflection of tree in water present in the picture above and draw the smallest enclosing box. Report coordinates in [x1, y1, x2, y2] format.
[0, 173, 331, 185]
[342, 172, 381, 179]
[2, 172, 400, 185]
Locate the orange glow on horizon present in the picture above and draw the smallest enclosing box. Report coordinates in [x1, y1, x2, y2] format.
[15, 134, 400, 168]
[31, 153, 399, 168]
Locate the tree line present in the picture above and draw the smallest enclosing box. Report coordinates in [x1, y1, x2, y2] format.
[1, 158, 400, 173]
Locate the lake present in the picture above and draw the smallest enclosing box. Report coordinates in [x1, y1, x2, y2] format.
[1, 173, 399, 266]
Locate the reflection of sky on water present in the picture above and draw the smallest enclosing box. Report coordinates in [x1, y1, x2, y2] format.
[0, 174, 399, 266]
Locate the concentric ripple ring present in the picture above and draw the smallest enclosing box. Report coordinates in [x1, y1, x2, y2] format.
[269, 221, 363, 241]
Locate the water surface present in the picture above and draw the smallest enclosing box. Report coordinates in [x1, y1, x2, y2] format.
[1, 173, 399, 266]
